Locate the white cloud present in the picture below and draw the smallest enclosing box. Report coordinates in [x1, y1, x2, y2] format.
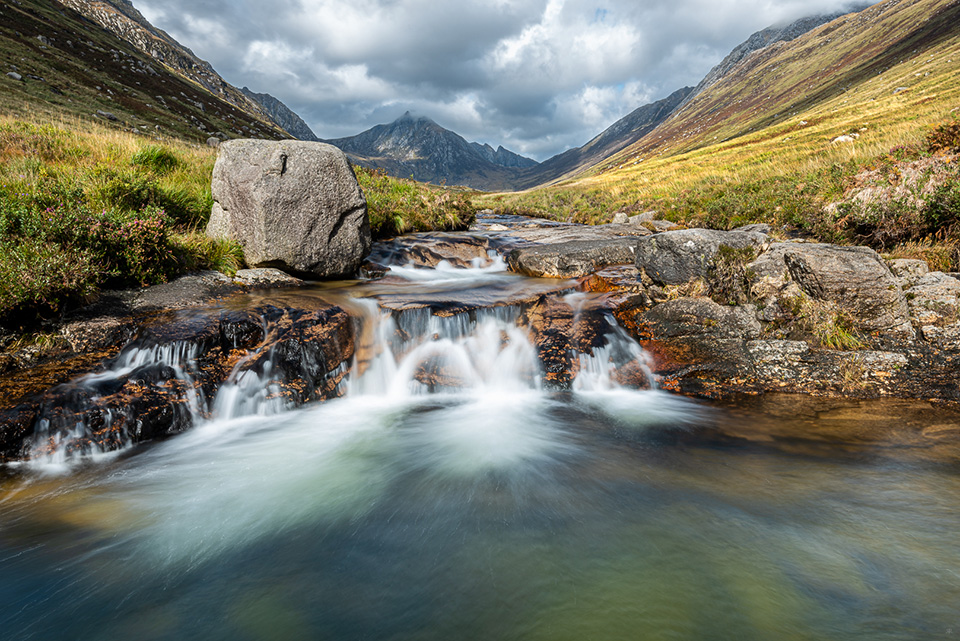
[136, 0, 862, 160]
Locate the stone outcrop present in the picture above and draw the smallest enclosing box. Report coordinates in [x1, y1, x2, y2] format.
[616, 233, 960, 401]
[207, 140, 371, 279]
[635, 228, 769, 285]
[779, 244, 913, 337]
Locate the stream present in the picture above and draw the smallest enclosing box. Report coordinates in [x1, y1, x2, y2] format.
[2, 221, 960, 640]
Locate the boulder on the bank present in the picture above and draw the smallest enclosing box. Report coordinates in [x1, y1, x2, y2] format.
[207, 140, 370, 279]
[636, 228, 768, 285]
[507, 238, 638, 278]
[779, 244, 913, 336]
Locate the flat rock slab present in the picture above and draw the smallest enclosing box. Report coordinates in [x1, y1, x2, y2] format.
[507, 238, 639, 278]
[492, 222, 651, 248]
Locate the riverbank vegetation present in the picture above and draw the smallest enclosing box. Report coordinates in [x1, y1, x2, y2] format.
[0, 116, 477, 329]
[0, 116, 231, 327]
[355, 166, 476, 238]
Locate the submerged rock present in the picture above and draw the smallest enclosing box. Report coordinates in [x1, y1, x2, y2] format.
[207, 140, 370, 279]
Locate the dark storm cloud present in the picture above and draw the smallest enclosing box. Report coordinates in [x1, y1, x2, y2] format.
[137, 0, 864, 160]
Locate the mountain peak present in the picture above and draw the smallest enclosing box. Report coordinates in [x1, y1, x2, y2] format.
[396, 111, 435, 126]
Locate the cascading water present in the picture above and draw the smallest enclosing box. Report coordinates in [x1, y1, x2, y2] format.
[24, 340, 207, 470]
[20, 254, 664, 471]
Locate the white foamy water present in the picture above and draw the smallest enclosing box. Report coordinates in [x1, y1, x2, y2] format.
[22, 341, 207, 473]
[384, 253, 507, 284]
[13, 258, 705, 564]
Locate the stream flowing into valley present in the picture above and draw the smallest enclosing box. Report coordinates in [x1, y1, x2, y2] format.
[2, 226, 960, 640]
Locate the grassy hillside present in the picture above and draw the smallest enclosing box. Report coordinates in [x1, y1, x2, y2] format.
[0, 115, 241, 328]
[0, 0, 286, 143]
[484, 0, 960, 265]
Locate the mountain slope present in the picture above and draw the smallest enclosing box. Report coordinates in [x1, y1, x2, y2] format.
[0, 0, 287, 142]
[326, 112, 538, 190]
[241, 87, 319, 141]
[513, 86, 694, 190]
[54, 0, 279, 128]
[677, 7, 870, 110]
[604, 0, 960, 167]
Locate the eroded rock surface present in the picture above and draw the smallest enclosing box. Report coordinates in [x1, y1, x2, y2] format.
[781, 244, 913, 336]
[0, 301, 355, 463]
[636, 228, 769, 285]
[207, 140, 370, 279]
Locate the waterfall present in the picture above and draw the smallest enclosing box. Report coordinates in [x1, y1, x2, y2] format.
[18, 257, 665, 471]
[23, 340, 206, 471]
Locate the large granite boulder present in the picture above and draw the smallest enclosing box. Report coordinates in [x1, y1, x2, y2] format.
[636, 228, 768, 285]
[207, 140, 370, 279]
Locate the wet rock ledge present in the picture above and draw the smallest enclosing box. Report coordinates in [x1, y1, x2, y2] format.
[603, 227, 960, 403]
[0, 269, 353, 463]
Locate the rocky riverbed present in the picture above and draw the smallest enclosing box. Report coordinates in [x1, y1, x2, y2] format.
[2, 211, 960, 462]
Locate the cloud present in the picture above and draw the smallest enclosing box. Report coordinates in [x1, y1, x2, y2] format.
[136, 0, 861, 160]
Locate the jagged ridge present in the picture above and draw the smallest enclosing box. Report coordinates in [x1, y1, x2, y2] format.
[326, 112, 538, 190]
[241, 87, 319, 141]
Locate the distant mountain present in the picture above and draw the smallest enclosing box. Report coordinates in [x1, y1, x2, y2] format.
[1, 0, 287, 143]
[241, 87, 319, 141]
[514, 86, 694, 189]
[468, 142, 539, 169]
[325, 112, 538, 190]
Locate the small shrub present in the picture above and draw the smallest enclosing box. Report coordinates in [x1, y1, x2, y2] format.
[798, 298, 867, 351]
[708, 245, 757, 305]
[663, 279, 709, 300]
[84, 165, 159, 212]
[886, 234, 960, 272]
[155, 184, 213, 227]
[926, 121, 960, 154]
[170, 233, 245, 276]
[355, 166, 476, 238]
[0, 238, 98, 325]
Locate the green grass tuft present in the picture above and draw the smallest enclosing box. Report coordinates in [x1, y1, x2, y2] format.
[130, 145, 181, 175]
[355, 166, 477, 238]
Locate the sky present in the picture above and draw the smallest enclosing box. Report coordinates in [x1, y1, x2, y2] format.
[136, 0, 864, 161]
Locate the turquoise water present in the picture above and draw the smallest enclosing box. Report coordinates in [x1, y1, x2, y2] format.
[2, 391, 960, 641]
